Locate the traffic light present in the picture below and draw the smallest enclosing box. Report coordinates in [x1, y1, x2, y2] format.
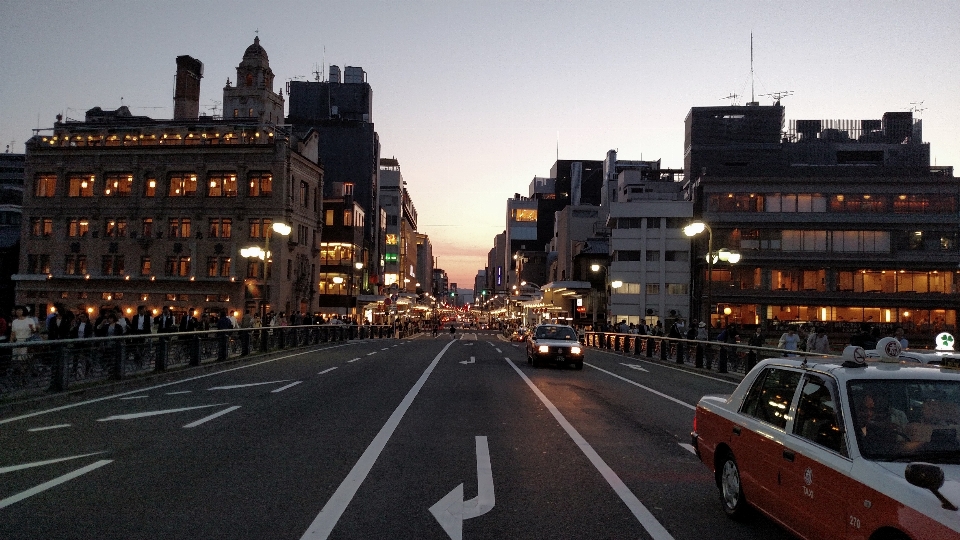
[450, 291, 455, 297]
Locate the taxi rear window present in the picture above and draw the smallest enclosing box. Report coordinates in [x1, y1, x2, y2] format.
[740, 367, 802, 430]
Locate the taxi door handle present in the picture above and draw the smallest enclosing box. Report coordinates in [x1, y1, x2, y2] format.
[732, 426, 741, 436]
[782, 450, 795, 462]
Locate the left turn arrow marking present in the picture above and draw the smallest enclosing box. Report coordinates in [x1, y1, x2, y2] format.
[429, 436, 495, 540]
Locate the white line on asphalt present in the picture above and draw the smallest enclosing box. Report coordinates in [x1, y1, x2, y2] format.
[120, 395, 149, 400]
[97, 403, 229, 422]
[208, 380, 289, 390]
[0, 459, 113, 509]
[271, 381, 302, 393]
[27, 424, 72, 432]
[366, 352, 377, 356]
[300, 339, 457, 540]
[318, 367, 338, 374]
[0, 344, 349, 425]
[166, 391, 193, 395]
[506, 358, 675, 540]
[619, 363, 649, 373]
[678, 443, 697, 455]
[585, 363, 696, 411]
[593, 349, 738, 386]
[347, 358, 360, 363]
[0, 452, 106, 474]
[495, 348, 502, 353]
[183, 406, 242, 428]
[381, 347, 390, 351]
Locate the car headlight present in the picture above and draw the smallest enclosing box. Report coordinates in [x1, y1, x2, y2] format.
[538, 345, 549, 353]
[571, 346, 582, 355]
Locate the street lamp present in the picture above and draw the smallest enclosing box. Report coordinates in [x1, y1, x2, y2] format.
[684, 222, 741, 333]
[590, 264, 622, 326]
[242, 220, 291, 317]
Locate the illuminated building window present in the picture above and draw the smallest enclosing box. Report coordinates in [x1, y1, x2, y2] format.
[165, 256, 191, 277]
[104, 173, 133, 196]
[208, 172, 237, 197]
[249, 218, 273, 239]
[249, 173, 272, 196]
[105, 218, 127, 238]
[510, 209, 537, 222]
[34, 174, 56, 197]
[325, 210, 334, 226]
[68, 175, 95, 197]
[168, 173, 197, 196]
[343, 183, 354, 195]
[101, 255, 125, 276]
[169, 218, 191, 238]
[68, 219, 90, 238]
[386, 234, 398, 245]
[207, 257, 232, 277]
[140, 257, 151, 275]
[209, 218, 233, 238]
[65, 255, 86, 275]
[30, 218, 52, 237]
[27, 254, 50, 274]
[144, 177, 157, 197]
[343, 210, 352, 226]
[384, 273, 398, 286]
[142, 218, 153, 238]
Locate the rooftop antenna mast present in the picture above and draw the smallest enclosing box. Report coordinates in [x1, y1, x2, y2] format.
[312, 63, 322, 82]
[910, 100, 926, 116]
[750, 33, 755, 103]
[720, 93, 740, 105]
[760, 90, 794, 106]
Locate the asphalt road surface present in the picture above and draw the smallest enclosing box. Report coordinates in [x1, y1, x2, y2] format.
[0, 331, 795, 539]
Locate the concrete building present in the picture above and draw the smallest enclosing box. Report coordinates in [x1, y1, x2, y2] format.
[17, 40, 323, 320]
[415, 233, 433, 294]
[684, 103, 959, 333]
[0, 152, 24, 312]
[379, 158, 419, 294]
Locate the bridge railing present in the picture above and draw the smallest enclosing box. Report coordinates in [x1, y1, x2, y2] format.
[582, 332, 831, 375]
[0, 324, 399, 401]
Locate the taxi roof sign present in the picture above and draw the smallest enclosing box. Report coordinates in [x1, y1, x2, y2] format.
[935, 332, 955, 351]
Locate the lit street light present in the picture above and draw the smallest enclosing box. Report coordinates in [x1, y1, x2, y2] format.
[242, 220, 291, 317]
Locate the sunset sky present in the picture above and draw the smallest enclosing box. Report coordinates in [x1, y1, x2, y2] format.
[2, 0, 958, 287]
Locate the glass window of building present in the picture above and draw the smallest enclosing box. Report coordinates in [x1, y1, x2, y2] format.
[168, 173, 197, 196]
[208, 172, 238, 197]
[104, 173, 133, 196]
[68, 219, 90, 237]
[35, 174, 56, 197]
[68, 174, 95, 197]
[249, 173, 272, 196]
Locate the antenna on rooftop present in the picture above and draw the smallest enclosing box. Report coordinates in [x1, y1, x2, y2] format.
[910, 101, 926, 116]
[312, 63, 322, 82]
[750, 33, 754, 104]
[207, 100, 221, 117]
[720, 93, 740, 105]
[760, 90, 794, 106]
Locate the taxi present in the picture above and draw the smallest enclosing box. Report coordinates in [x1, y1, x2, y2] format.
[691, 337, 960, 539]
[526, 324, 584, 369]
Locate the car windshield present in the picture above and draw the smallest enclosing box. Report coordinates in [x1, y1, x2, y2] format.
[534, 326, 577, 341]
[848, 379, 960, 464]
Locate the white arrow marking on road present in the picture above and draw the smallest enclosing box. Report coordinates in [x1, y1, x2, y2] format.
[318, 367, 338, 374]
[183, 406, 242, 428]
[0, 452, 107, 474]
[459, 356, 476, 365]
[429, 436, 495, 540]
[208, 380, 289, 390]
[96, 403, 229, 422]
[0, 459, 113, 509]
[620, 363, 649, 373]
[271, 381, 303, 393]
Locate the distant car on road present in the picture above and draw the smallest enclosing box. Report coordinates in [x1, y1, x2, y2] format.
[691, 348, 960, 539]
[526, 324, 584, 369]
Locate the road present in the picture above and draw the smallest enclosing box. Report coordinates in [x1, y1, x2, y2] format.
[0, 331, 793, 539]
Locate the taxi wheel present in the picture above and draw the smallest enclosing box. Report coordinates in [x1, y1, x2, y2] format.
[719, 452, 749, 520]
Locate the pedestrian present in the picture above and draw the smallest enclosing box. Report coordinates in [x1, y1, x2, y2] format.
[747, 326, 764, 370]
[894, 327, 908, 350]
[807, 326, 830, 354]
[179, 309, 198, 332]
[157, 306, 178, 333]
[778, 325, 801, 357]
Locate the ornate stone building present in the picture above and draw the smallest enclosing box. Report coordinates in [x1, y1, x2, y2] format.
[16, 39, 323, 321]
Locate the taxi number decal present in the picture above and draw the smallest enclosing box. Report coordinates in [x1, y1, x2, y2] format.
[849, 515, 861, 529]
[802, 486, 814, 499]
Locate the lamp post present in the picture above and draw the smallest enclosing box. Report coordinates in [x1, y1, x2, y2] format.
[241, 221, 291, 318]
[589, 264, 622, 326]
[684, 221, 741, 334]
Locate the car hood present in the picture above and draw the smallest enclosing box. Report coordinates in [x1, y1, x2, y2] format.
[867, 461, 960, 529]
[531, 338, 580, 346]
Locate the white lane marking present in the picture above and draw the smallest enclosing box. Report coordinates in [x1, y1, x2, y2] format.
[429, 436, 495, 539]
[495, 348, 502, 353]
[300, 340, 457, 540]
[318, 367, 338, 374]
[679, 443, 697, 455]
[120, 395, 149, 400]
[0, 452, 106, 474]
[586, 363, 695, 411]
[459, 356, 476, 365]
[620, 363, 649, 373]
[208, 380, 289, 390]
[166, 391, 193, 395]
[271, 381, 303, 393]
[183, 406, 242, 428]
[0, 459, 113, 510]
[347, 358, 361, 363]
[593, 349, 738, 386]
[0, 344, 347, 425]
[366, 352, 377, 356]
[507, 358, 675, 540]
[97, 403, 229, 422]
[27, 424, 72, 432]
[381, 347, 390, 351]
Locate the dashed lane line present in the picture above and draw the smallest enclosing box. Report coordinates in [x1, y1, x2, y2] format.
[271, 381, 303, 393]
[27, 424, 71, 432]
[318, 367, 338, 375]
[183, 406, 242, 428]
[0, 459, 113, 510]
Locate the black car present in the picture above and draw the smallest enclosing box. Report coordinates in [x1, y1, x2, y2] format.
[526, 324, 584, 369]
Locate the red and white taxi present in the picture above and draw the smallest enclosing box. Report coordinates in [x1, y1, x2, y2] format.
[691, 338, 960, 539]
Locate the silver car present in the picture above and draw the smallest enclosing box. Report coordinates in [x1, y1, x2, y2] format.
[526, 324, 584, 369]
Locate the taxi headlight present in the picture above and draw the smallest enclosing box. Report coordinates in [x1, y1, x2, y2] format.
[571, 346, 582, 355]
[538, 345, 550, 353]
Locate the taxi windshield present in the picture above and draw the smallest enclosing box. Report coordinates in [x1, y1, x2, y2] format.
[848, 379, 960, 463]
[534, 326, 577, 341]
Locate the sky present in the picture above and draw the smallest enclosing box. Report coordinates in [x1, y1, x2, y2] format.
[2, 0, 958, 288]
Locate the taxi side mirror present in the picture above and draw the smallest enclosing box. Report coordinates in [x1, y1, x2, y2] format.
[905, 463, 958, 511]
